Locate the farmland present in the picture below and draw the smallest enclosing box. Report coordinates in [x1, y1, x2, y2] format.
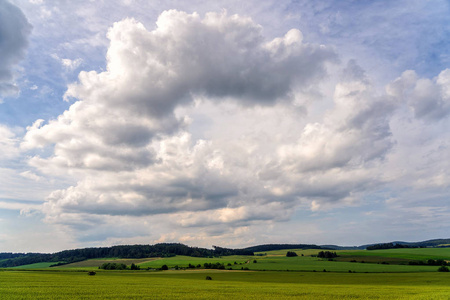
[2, 247, 450, 298]
[2, 269, 450, 299]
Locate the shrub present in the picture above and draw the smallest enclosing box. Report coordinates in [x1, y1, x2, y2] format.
[286, 251, 298, 257]
[88, 271, 96, 276]
[161, 265, 168, 270]
[205, 276, 212, 280]
[438, 266, 449, 272]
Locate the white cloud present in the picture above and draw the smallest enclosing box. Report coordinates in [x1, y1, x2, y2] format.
[0, 0, 32, 100]
[61, 58, 83, 71]
[387, 69, 450, 121]
[0, 124, 20, 159]
[0, 200, 41, 211]
[20, 170, 43, 182]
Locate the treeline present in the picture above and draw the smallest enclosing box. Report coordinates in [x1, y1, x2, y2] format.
[244, 244, 325, 252]
[366, 243, 418, 250]
[317, 251, 338, 258]
[0, 253, 36, 260]
[98, 262, 141, 270]
[408, 259, 449, 266]
[0, 243, 253, 268]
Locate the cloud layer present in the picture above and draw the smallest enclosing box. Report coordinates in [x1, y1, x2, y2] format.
[13, 8, 450, 248]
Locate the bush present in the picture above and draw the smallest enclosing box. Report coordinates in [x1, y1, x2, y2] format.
[161, 264, 168, 270]
[438, 266, 449, 272]
[286, 251, 298, 257]
[88, 271, 96, 276]
[205, 276, 212, 280]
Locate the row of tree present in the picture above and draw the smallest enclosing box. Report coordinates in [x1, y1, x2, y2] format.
[317, 251, 338, 258]
[366, 243, 418, 250]
[98, 262, 141, 270]
[408, 259, 449, 266]
[244, 244, 325, 252]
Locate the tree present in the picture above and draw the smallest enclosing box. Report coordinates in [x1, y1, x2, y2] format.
[161, 264, 168, 270]
[317, 251, 338, 259]
[286, 251, 298, 257]
[438, 266, 449, 272]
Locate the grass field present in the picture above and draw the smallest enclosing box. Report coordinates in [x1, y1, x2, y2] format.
[3, 248, 450, 299]
[337, 248, 450, 261]
[11, 262, 61, 269]
[1, 269, 450, 299]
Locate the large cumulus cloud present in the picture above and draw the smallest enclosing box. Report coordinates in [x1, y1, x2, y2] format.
[24, 10, 412, 241]
[0, 0, 32, 100]
[23, 10, 336, 171]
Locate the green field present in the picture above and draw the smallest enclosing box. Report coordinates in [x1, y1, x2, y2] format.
[4, 248, 450, 298]
[1, 269, 450, 299]
[337, 248, 450, 261]
[11, 262, 61, 269]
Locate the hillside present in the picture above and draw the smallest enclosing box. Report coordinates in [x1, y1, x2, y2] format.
[0, 244, 253, 268]
[2, 238, 449, 268]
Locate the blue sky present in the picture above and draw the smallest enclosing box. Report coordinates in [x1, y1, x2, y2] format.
[0, 0, 449, 252]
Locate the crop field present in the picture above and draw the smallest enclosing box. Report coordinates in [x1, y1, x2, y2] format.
[1, 269, 450, 299]
[56, 258, 160, 269]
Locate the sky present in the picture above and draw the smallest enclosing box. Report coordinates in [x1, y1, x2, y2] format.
[0, 0, 449, 253]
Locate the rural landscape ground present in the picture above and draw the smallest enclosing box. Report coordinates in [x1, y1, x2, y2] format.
[2, 246, 450, 299]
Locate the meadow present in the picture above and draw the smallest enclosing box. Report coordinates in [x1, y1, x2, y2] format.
[2, 269, 450, 299]
[2, 247, 450, 299]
